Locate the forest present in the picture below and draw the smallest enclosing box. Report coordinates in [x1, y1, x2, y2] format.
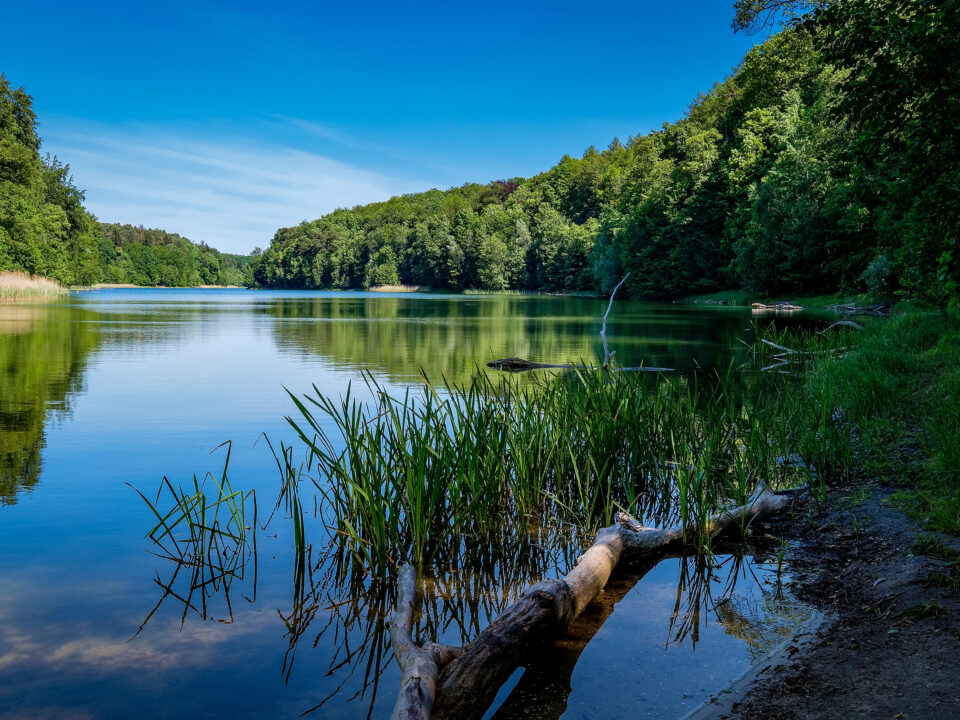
[0, 78, 253, 288]
[248, 0, 959, 310]
[3, 0, 958, 306]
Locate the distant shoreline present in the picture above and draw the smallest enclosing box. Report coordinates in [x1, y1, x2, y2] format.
[81, 283, 244, 290]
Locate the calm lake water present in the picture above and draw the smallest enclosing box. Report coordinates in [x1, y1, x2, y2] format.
[0, 289, 814, 719]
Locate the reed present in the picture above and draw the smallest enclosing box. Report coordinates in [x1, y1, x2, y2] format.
[130, 442, 257, 627]
[0, 270, 67, 300]
[274, 363, 806, 579]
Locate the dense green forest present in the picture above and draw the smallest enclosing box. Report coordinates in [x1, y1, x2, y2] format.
[4, 1, 958, 305]
[97, 223, 252, 287]
[0, 75, 253, 287]
[249, 0, 959, 309]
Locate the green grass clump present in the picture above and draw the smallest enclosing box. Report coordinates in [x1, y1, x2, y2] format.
[275, 365, 813, 580]
[130, 442, 256, 626]
[799, 309, 960, 532]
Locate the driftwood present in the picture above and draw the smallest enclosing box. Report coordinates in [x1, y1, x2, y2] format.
[819, 319, 864, 333]
[388, 482, 800, 720]
[486, 357, 674, 373]
[388, 565, 463, 720]
[759, 338, 848, 371]
[824, 302, 889, 317]
[751, 301, 803, 313]
[487, 358, 587, 371]
[600, 274, 630, 368]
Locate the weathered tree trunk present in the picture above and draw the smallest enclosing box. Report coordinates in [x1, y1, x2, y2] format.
[390, 483, 799, 720]
[388, 565, 463, 720]
[486, 557, 657, 720]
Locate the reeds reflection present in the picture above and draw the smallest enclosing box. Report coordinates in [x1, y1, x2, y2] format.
[133, 443, 258, 633]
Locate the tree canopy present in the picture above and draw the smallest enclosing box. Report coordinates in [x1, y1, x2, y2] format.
[248, 0, 960, 309]
[1, 74, 254, 287]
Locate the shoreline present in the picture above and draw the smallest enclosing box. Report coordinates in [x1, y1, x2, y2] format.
[694, 482, 960, 719]
[79, 283, 244, 290]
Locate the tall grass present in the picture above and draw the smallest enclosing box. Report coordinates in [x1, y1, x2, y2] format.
[131, 442, 257, 627]
[802, 309, 960, 532]
[276, 362, 821, 580]
[0, 270, 67, 300]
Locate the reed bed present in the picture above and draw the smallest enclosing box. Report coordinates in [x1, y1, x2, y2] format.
[0, 270, 67, 300]
[276, 355, 841, 580]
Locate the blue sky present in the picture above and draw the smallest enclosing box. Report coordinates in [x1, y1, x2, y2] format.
[2, 1, 760, 254]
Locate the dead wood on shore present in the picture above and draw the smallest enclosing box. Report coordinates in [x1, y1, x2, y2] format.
[387, 482, 802, 720]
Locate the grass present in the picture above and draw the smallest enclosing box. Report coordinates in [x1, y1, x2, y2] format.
[272, 357, 837, 580]
[799, 308, 960, 532]
[0, 270, 67, 300]
[367, 284, 421, 293]
[130, 442, 257, 627]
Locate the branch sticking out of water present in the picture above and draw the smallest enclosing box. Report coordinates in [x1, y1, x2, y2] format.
[601, 273, 629, 369]
[487, 273, 674, 373]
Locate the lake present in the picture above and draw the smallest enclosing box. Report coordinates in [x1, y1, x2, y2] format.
[0, 289, 814, 719]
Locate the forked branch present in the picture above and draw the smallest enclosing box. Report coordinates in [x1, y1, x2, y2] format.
[390, 482, 801, 720]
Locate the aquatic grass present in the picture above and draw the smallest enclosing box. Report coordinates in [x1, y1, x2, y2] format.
[271, 364, 804, 580]
[130, 442, 257, 628]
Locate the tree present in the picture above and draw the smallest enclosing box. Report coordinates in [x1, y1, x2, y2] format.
[732, 1, 822, 34]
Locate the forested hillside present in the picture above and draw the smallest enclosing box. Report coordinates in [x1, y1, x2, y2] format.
[0, 76, 253, 287]
[250, 0, 959, 309]
[98, 223, 252, 287]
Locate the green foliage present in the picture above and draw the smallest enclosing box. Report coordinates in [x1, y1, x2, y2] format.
[1, 74, 254, 287]
[860, 255, 894, 297]
[98, 223, 254, 287]
[251, 5, 955, 308]
[803, 309, 960, 532]
[732, 1, 822, 34]
[818, 0, 960, 310]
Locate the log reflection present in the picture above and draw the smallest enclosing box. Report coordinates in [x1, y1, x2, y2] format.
[488, 545, 791, 720]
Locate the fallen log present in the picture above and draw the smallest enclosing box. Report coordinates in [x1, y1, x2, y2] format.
[486, 357, 674, 373]
[751, 302, 803, 312]
[819, 320, 864, 333]
[824, 302, 889, 317]
[486, 358, 585, 371]
[388, 482, 801, 720]
[388, 565, 463, 720]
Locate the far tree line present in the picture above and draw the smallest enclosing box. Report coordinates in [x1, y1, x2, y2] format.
[0, 75, 253, 288]
[248, 0, 960, 310]
[3, 1, 958, 309]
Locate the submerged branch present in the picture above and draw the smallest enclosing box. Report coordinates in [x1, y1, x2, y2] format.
[486, 357, 673, 372]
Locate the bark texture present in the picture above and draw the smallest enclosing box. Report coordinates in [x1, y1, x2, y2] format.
[391, 482, 800, 720]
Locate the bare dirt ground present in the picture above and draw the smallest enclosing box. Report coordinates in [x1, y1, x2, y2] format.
[696, 480, 960, 720]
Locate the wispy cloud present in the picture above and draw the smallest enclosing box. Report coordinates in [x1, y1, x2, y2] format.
[41, 120, 434, 254]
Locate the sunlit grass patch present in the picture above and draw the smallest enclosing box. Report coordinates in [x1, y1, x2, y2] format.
[272, 364, 823, 580]
[0, 270, 67, 300]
